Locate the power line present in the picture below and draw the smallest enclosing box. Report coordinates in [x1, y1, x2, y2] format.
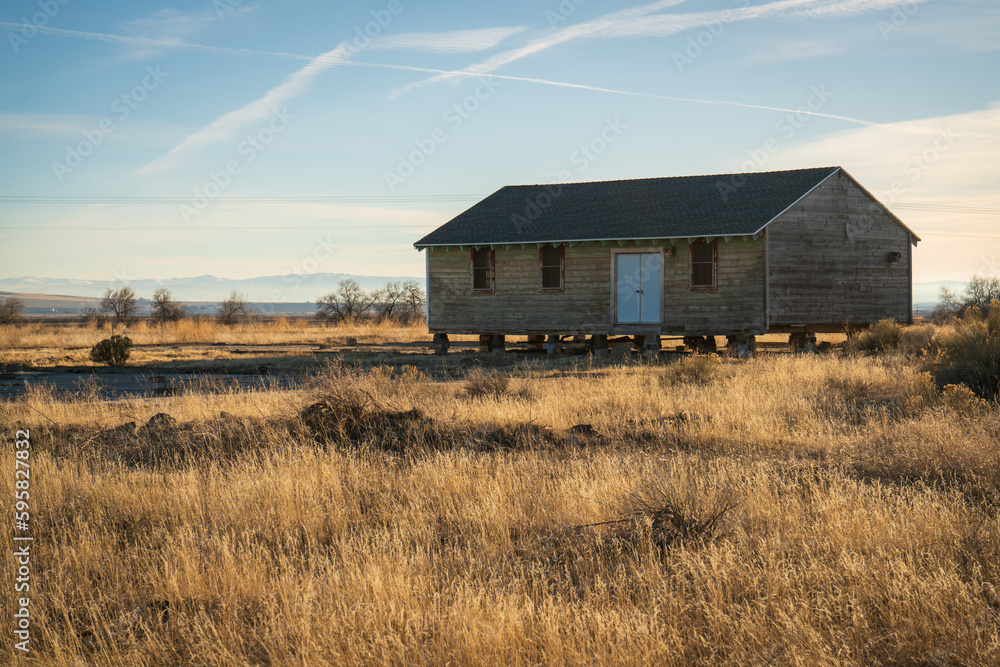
[0, 195, 485, 204]
[916, 232, 1000, 239]
[0, 225, 430, 230]
[891, 203, 999, 215]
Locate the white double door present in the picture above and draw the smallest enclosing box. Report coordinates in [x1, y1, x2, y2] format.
[615, 252, 662, 324]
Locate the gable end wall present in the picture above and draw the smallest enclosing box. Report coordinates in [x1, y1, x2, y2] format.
[766, 171, 912, 327]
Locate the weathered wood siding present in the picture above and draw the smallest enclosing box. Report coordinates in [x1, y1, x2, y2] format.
[426, 238, 766, 335]
[427, 245, 611, 334]
[661, 238, 765, 335]
[767, 171, 912, 327]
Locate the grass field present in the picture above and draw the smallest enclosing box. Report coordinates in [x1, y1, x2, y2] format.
[2, 320, 998, 665]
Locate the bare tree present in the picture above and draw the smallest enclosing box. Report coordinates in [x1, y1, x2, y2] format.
[151, 288, 186, 324]
[316, 279, 375, 322]
[963, 275, 1000, 313]
[217, 291, 249, 325]
[401, 279, 426, 320]
[372, 280, 405, 320]
[370, 280, 426, 322]
[936, 275, 1000, 320]
[0, 296, 25, 324]
[100, 286, 138, 325]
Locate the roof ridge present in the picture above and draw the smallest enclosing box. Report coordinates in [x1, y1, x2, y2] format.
[502, 166, 840, 189]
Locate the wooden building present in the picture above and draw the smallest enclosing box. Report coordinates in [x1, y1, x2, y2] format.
[414, 167, 920, 355]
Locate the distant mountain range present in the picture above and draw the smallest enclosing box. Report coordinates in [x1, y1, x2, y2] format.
[0, 273, 423, 304]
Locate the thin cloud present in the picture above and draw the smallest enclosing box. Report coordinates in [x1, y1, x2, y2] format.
[386, 0, 689, 100]
[350, 59, 1000, 140]
[0, 22, 526, 61]
[134, 26, 527, 175]
[373, 27, 527, 54]
[0, 22, 310, 60]
[116, 7, 253, 39]
[386, 0, 931, 98]
[134, 43, 349, 176]
[590, 0, 929, 37]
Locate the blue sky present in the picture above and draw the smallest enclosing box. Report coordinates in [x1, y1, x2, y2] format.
[1, 0, 998, 297]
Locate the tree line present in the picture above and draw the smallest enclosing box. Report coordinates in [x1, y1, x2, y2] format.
[315, 279, 425, 323]
[0, 279, 427, 327]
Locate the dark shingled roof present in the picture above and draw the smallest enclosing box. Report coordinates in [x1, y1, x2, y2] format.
[415, 166, 842, 247]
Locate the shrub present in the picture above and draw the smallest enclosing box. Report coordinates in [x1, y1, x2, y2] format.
[89, 335, 133, 366]
[848, 319, 903, 353]
[0, 296, 24, 324]
[930, 302, 1000, 400]
[80, 307, 108, 328]
[464, 368, 512, 400]
[660, 354, 722, 386]
[899, 324, 936, 356]
[617, 462, 739, 546]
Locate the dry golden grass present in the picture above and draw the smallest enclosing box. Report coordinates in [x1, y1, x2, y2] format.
[2, 353, 998, 665]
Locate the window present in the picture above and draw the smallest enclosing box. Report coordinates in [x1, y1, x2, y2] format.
[539, 245, 564, 291]
[690, 239, 716, 288]
[471, 247, 494, 292]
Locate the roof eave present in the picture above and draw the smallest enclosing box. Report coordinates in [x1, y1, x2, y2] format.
[414, 234, 761, 250]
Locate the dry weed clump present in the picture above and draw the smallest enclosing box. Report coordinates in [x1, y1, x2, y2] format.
[659, 354, 725, 386]
[615, 460, 740, 547]
[297, 385, 558, 455]
[463, 368, 533, 401]
[846, 318, 904, 353]
[45, 411, 291, 469]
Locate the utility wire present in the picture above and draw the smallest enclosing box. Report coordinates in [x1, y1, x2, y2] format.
[0, 195, 484, 204]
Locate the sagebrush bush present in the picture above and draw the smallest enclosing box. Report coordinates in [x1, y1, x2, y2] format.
[848, 319, 903, 353]
[899, 324, 936, 356]
[464, 368, 525, 400]
[660, 354, 723, 386]
[89, 334, 133, 366]
[930, 302, 1000, 399]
